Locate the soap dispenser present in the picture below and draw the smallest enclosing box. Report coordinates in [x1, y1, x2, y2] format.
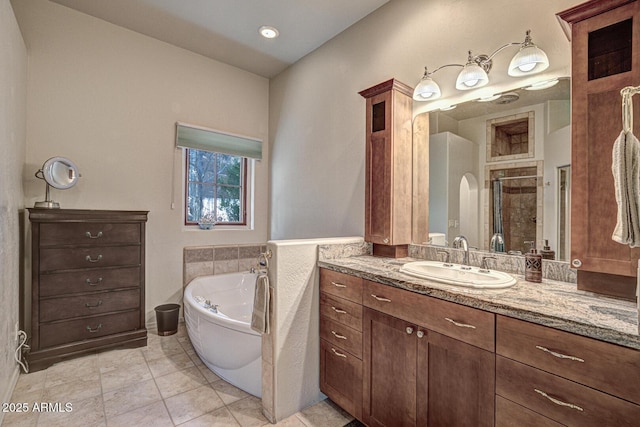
[524, 241, 542, 283]
[540, 239, 555, 260]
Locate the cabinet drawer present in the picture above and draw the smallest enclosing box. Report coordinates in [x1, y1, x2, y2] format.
[40, 289, 140, 322]
[320, 339, 362, 420]
[497, 356, 640, 427]
[40, 222, 141, 246]
[320, 317, 362, 359]
[40, 246, 140, 271]
[497, 315, 640, 405]
[320, 269, 363, 303]
[39, 266, 141, 297]
[363, 280, 494, 351]
[496, 395, 563, 427]
[320, 292, 363, 332]
[39, 310, 141, 348]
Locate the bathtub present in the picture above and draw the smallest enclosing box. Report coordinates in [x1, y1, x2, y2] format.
[183, 271, 262, 397]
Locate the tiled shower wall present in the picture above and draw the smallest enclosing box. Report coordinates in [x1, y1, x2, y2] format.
[183, 244, 267, 286]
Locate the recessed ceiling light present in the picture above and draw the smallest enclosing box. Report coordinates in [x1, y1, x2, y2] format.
[525, 78, 559, 91]
[259, 26, 279, 39]
[477, 94, 501, 102]
[439, 105, 457, 111]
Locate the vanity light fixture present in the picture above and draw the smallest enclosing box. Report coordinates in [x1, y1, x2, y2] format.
[413, 29, 549, 101]
[259, 25, 279, 39]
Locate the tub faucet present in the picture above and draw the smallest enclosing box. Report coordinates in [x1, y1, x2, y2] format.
[452, 235, 471, 269]
[204, 300, 219, 313]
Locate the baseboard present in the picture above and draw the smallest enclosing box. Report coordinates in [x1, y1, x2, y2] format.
[0, 365, 21, 425]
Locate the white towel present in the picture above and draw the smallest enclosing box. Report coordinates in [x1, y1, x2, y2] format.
[251, 273, 270, 334]
[612, 130, 640, 247]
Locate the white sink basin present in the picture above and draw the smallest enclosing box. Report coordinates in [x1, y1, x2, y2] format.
[399, 261, 517, 289]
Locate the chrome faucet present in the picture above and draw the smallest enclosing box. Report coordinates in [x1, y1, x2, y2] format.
[480, 256, 497, 273]
[452, 235, 470, 268]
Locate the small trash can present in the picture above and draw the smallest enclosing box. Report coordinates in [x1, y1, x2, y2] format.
[155, 303, 180, 336]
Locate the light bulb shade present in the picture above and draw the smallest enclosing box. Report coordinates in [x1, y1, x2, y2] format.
[508, 45, 549, 76]
[413, 75, 442, 101]
[455, 63, 489, 90]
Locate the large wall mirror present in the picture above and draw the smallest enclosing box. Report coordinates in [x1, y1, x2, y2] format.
[416, 77, 571, 261]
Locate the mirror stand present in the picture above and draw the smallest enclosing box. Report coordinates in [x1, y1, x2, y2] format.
[34, 181, 60, 209]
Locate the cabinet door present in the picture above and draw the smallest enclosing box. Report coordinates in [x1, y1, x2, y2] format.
[363, 308, 417, 427]
[421, 331, 495, 427]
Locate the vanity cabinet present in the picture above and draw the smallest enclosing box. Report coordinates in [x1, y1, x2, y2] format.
[27, 209, 148, 371]
[558, 0, 640, 298]
[359, 79, 414, 258]
[496, 315, 640, 426]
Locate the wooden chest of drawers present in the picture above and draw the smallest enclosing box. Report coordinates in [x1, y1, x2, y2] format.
[27, 209, 148, 371]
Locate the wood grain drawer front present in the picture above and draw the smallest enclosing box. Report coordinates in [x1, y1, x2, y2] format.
[320, 338, 363, 420]
[320, 317, 362, 359]
[320, 292, 363, 332]
[40, 246, 140, 271]
[497, 315, 640, 405]
[39, 289, 141, 322]
[39, 310, 141, 348]
[496, 395, 564, 427]
[497, 356, 640, 427]
[40, 222, 141, 246]
[39, 266, 141, 297]
[363, 280, 495, 351]
[320, 269, 363, 303]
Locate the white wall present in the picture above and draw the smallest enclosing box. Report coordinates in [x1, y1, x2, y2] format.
[269, 0, 579, 240]
[0, 0, 27, 415]
[12, 0, 270, 320]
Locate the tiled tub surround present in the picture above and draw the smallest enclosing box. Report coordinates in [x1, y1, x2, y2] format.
[318, 248, 638, 350]
[183, 244, 267, 286]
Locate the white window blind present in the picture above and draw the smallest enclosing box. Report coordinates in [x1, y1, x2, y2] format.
[176, 122, 262, 160]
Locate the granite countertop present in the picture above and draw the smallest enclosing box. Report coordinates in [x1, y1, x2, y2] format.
[318, 255, 640, 351]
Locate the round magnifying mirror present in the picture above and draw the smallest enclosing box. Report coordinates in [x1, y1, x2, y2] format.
[34, 157, 80, 208]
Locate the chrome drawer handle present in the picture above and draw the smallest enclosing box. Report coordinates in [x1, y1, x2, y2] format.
[85, 300, 103, 308]
[406, 327, 414, 335]
[331, 306, 347, 314]
[371, 294, 391, 303]
[535, 345, 585, 363]
[85, 231, 103, 239]
[331, 281, 347, 288]
[86, 277, 103, 286]
[86, 324, 102, 333]
[85, 255, 103, 263]
[331, 330, 347, 340]
[444, 317, 476, 329]
[534, 389, 584, 412]
[416, 330, 425, 338]
[331, 348, 347, 358]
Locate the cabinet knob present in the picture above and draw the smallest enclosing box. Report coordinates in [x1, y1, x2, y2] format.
[406, 327, 414, 335]
[416, 330, 425, 338]
[383, 238, 389, 244]
[571, 259, 582, 268]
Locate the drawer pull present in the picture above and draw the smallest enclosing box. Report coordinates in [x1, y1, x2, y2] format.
[86, 277, 103, 286]
[406, 327, 414, 335]
[331, 348, 347, 358]
[85, 255, 103, 263]
[331, 306, 347, 314]
[331, 281, 347, 288]
[535, 345, 585, 363]
[85, 231, 103, 239]
[534, 389, 584, 412]
[331, 330, 347, 340]
[85, 300, 103, 309]
[86, 324, 102, 333]
[370, 294, 391, 303]
[444, 317, 476, 329]
[416, 330, 425, 338]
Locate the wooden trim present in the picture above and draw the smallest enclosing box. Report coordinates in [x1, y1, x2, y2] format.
[557, 0, 635, 25]
[28, 209, 149, 222]
[372, 244, 408, 258]
[359, 78, 414, 99]
[576, 270, 637, 301]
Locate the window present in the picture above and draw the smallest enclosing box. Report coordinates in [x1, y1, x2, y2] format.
[185, 149, 247, 225]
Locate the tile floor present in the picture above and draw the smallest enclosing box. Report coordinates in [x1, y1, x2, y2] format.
[3, 323, 354, 427]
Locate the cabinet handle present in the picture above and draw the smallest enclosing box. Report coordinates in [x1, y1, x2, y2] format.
[85, 300, 103, 308]
[331, 348, 347, 358]
[416, 330, 425, 338]
[331, 281, 347, 288]
[85, 254, 103, 263]
[85, 277, 103, 286]
[371, 294, 391, 303]
[86, 324, 102, 333]
[534, 389, 584, 412]
[85, 231, 103, 239]
[406, 327, 414, 335]
[535, 345, 585, 363]
[331, 306, 347, 314]
[331, 330, 347, 340]
[444, 317, 476, 329]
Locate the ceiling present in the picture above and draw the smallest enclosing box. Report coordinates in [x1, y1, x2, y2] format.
[49, 0, 390, 78]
